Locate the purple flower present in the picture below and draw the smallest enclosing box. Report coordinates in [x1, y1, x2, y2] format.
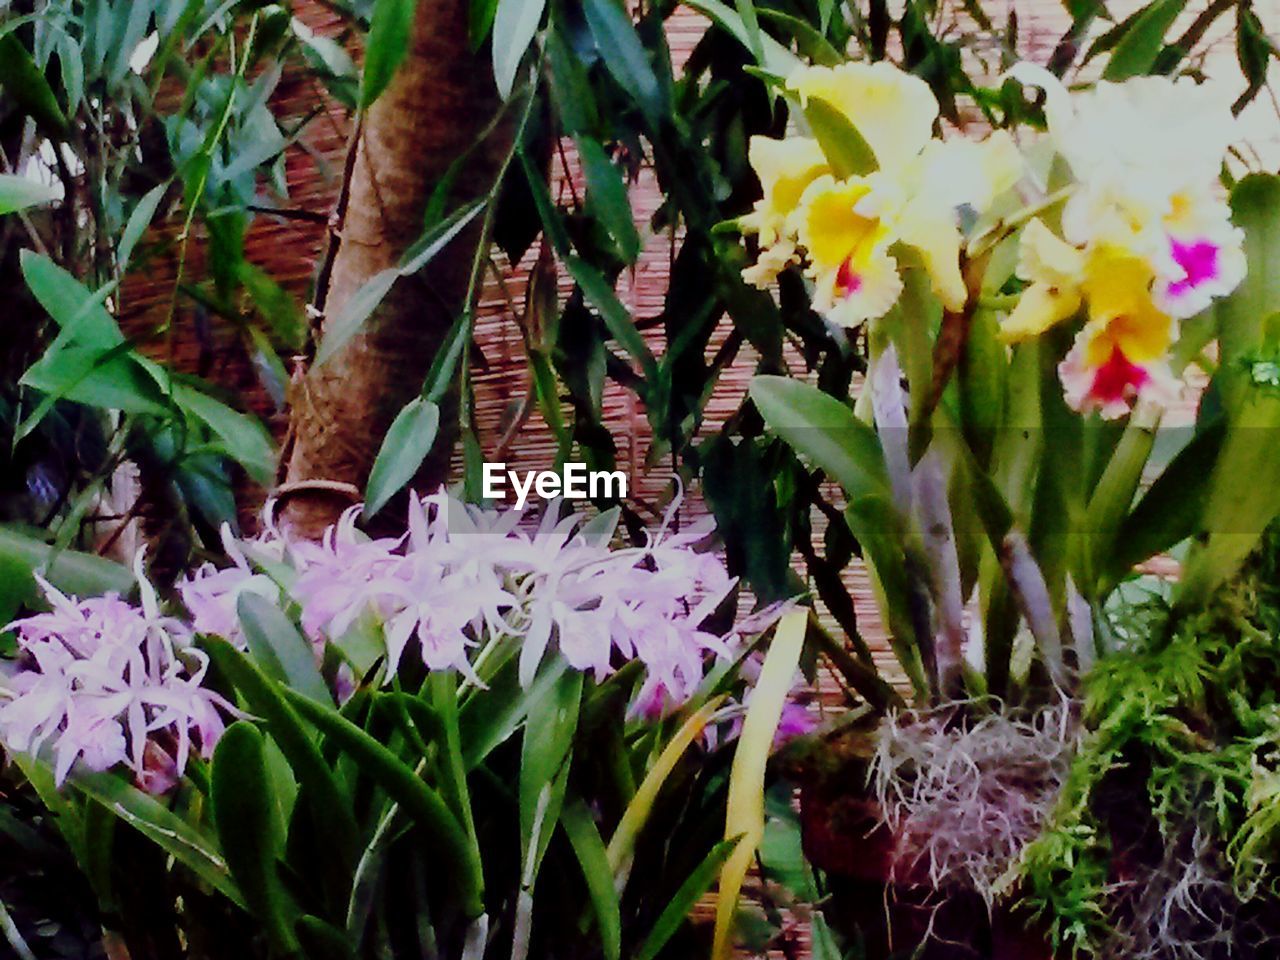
[286, 488, 742, 707]
[0, 557, 234, 791]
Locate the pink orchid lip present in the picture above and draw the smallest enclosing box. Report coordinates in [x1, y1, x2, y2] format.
[836, 258, 863, 297]
[1088, 345, 1149, 407]
[1166, 237, 1220, 298]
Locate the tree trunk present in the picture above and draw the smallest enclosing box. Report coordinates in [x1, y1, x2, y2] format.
[278, 0, 503, 539]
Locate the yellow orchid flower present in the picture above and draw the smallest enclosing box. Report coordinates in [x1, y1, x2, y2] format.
[893, 131, 1024, 311]
[1000, 219, 1086, 342]
[739, 137, 830, 288]
[795, 174, 902, 327]
[1009, 62, 1245, 321]
[786, 61, 938, 169]
[740, 136, 829, 246]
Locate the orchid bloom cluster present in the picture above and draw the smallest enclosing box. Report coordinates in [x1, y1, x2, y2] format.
[0, 557, 232, 792]
[283, 490, 739, 711]
[178, 490, 741, 714]
[1000, 65, 1245, 418]
[740, 61, 1021, 327]
[741, 59, 1247, 421]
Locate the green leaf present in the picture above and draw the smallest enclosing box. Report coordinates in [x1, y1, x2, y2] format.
[0, 175, 58, 215]
[1102, 417, 1226, 589]
[20, 250, 124, 348]
[117, 182, 168, 272]
[1218, 176, 1280, 375]
[0, 35, 69, 138]
[67, 767, 244, 907]
[21, 346, 169, 416]
[203, 638, 359, 868]
[519, 666, 583, 887]
[362, 0, 418, 108]
[582, 0, 664, 126]
[316, 199, 485, 366]
[757, 9, 841, 66]
[566, 256, 656, 376]
[237, 593, 331, 705]
[1101, 0, 1187, 80]
[803, 99, 878, 178]
[0, 527, 133, 598]
[295, 916, 356, 960]
[363, 397, 440, 519]
[212, 722, 300, 956]
[458, 652, 569, 769]
[633, 837, 740, 960]
[606, 697, 724, 876]
[713, 609, 807, 960]
[749, 376, 890, 501]
[561, 800, 621, 960]
[173, 385, 277, 485]
[576, 137, 641, 264]
[283, 687, 485, 918]
[492, 0, 546, 98]
[681, 0, 801, 75]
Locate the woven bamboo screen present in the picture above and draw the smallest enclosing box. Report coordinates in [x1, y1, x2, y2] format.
[119, 0, 1280, 690]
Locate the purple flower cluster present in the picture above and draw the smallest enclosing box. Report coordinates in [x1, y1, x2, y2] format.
[0, 489, 752, 790]
[0, 556, 233, 791]
[286, 490, 740, 706]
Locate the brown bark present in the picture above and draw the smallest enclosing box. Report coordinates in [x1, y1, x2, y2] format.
[279, 0, 504, 539]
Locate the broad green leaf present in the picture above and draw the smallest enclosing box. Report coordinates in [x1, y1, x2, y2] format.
[606, 695, 724, 876]
[22, 346, 169, 416]
[492, 0, 546, 98]
[362, 0, 418, 108]
[576, 137, 640, 264]
[295, 916, 356, 960]
[1218, 176, 1280, 375]
[0, 35, 69, 138]
[681, 0, 800, 76]
[458, 652, 569, 769]
[803, 98, 877, 177]
[1081, 410, 1159, 594]
[633, 836, 740, 960]
[364, 397, 440, 519]
[561, 800, 621, 960]
[749, 375, 890, 501]
[203, 638, 359, 869]
[117, 182, 168, 271]
[757, 9, 841, 66]
[519, 666, 583, 887]
[174, 385, 277, 485]
[67, 767, 244, 907]
[0, 175, 58, 215]
[0, 526, 133, 598]
[283, 687, 485, 918]
[582, 0, 664, 126]
[237, 593, 331, 705]
[712, 609, 807, 960]
[566, 256, 657, 376]
[212, 723, 300, 955]
[429, 673, 479, 859]
[316, 199, 485, 365]
[20, 251, 124, 348]
[1101, 0, 1187, 80]
[1102, 417, 1226, 589]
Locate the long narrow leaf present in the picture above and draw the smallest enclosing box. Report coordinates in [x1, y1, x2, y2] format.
[712, 609, 807, 960]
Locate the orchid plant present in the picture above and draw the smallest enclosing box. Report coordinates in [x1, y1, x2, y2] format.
[741, 53, 1280, 706]
[0, 490, 811, 960]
